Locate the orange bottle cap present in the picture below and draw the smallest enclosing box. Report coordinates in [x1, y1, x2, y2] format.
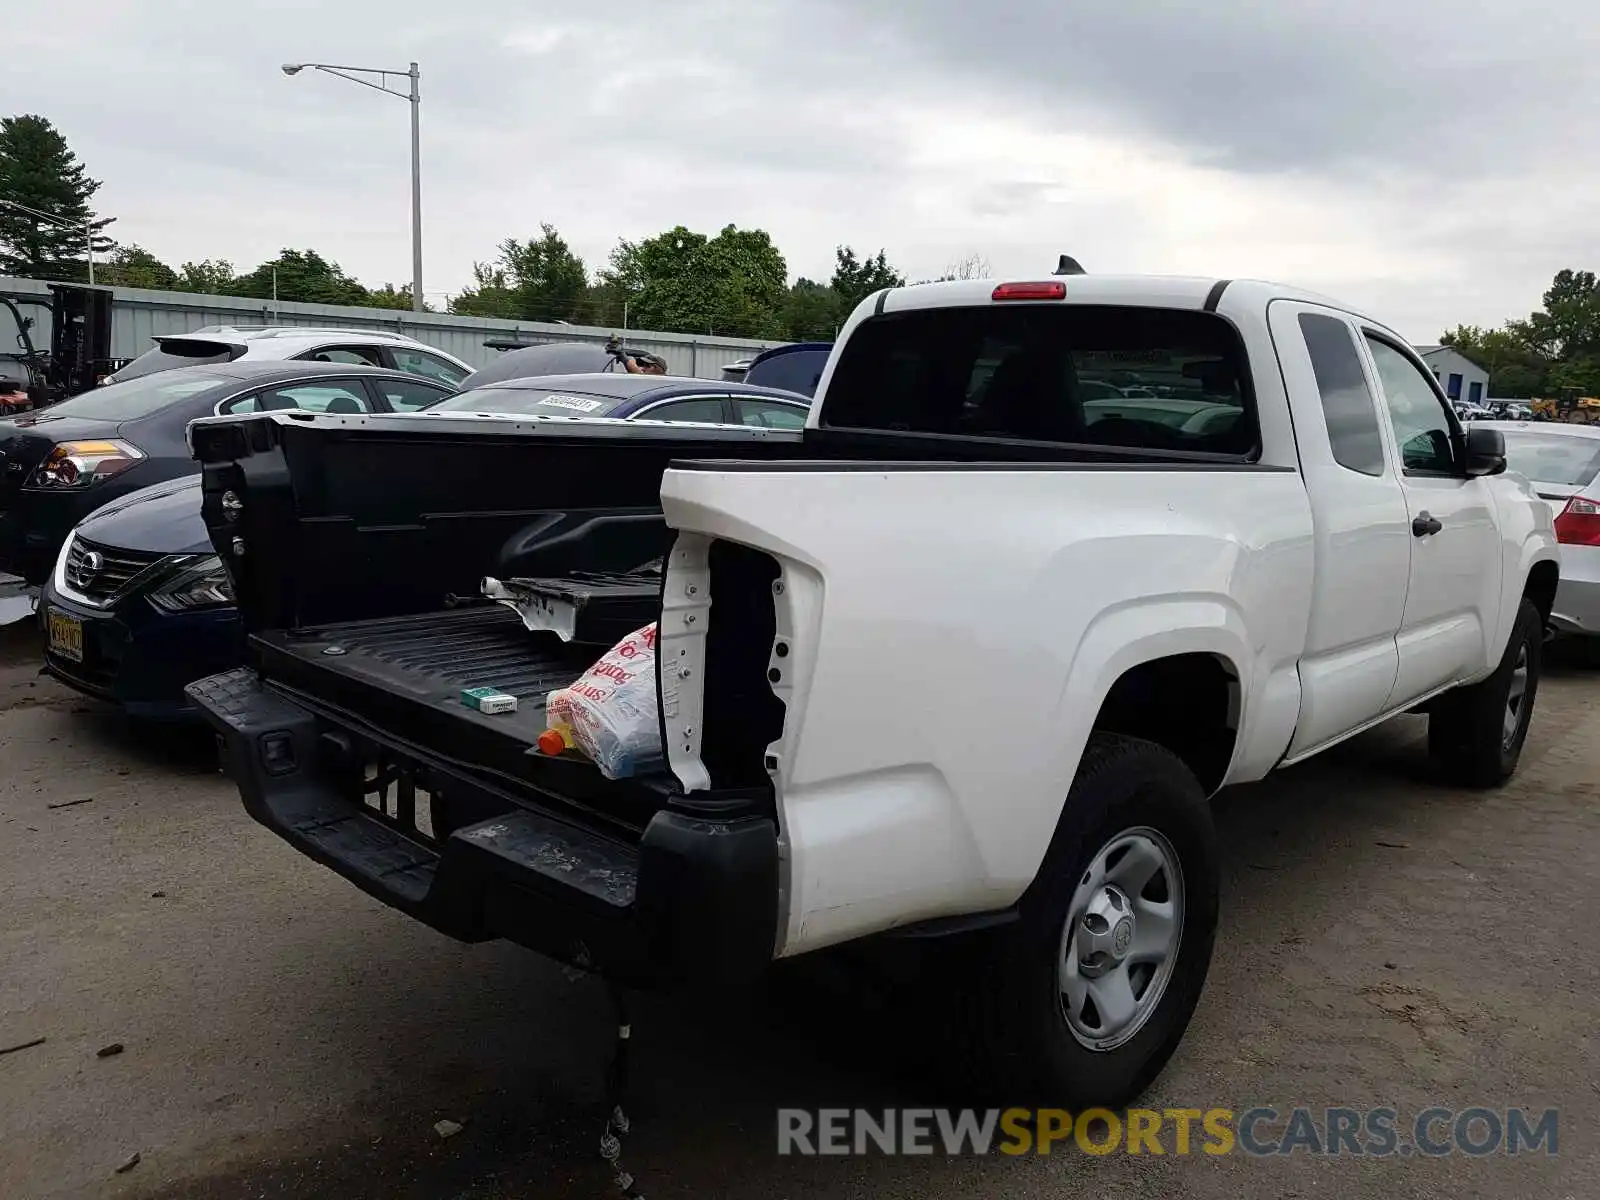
[537, 729, 566, 756]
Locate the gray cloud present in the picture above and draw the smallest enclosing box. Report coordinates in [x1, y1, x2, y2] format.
[4, 0, 1598, 338]
[831, 1, 1600, 176]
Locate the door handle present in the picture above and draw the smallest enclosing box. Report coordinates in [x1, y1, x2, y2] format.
[1412, 512, 1443, 537]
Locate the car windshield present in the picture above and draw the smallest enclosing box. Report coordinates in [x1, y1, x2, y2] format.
[1500, 431, 1600, 487]
[39, 372, 232, 421]
[428, 387, 626, 418]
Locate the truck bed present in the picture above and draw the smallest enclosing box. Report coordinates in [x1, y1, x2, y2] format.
[252, 606, 679, 837]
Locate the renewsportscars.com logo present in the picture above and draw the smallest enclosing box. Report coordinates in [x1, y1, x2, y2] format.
[777, 1106, 1559, 1158]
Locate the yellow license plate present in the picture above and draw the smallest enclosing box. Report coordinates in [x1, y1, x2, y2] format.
[46, 609, 83, 663]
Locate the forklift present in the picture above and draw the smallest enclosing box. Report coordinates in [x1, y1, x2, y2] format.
[0, 282, 123, 412]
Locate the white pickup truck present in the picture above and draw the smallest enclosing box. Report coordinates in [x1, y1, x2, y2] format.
[186, 272, 1560, 1108]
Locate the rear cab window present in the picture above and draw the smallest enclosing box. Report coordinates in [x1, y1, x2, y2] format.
[820, 304, 1258, 457]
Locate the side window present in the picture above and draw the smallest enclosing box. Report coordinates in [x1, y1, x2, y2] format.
[375, 378, 452, 412]
[390, 348, 469, 386]
[255, 382, 371, 414]
[301, 346, 385, 367]
[218, 394, 260, 415]
[1299, 313, 1385, 476]
[1364, 336, 1458, 474]
[635, 398, 727, 423]
[736, 398, 809, 429]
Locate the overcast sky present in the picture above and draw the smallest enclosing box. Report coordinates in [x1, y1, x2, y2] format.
[7, 0, 1598, 339]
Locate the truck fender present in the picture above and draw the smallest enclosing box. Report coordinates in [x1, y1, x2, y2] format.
[1483, 481, 1562, 672]
[1026, 596, 1254, 879]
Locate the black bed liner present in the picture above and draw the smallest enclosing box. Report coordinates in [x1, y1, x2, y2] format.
[253, 606, 680, 835]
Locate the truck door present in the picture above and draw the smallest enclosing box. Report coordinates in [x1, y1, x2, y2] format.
[1268, 303, 1412, 757]
[1359, 332, 1501, 705]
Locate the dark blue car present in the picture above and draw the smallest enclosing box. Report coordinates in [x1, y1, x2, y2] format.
[39, 475, 239, 719]
[40, 371, 810, 718]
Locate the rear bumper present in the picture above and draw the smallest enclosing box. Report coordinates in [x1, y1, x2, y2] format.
[186, 667, 780, 988]
[1551, 548, 1600, 637]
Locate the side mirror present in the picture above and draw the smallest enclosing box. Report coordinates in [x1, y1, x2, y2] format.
[1464, 426, 1506, 477]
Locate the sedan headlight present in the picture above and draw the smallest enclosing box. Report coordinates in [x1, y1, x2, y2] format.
[26, 440, 146, 489]
[147, 555, 235, 613]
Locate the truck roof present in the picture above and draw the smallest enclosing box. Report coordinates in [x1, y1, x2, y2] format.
[874, 275, 1385, 330]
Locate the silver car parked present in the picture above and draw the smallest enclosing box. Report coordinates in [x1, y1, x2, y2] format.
[1481, 421, 1600, 637]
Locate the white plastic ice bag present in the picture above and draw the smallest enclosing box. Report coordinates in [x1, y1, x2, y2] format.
[545, 623, 662, 780]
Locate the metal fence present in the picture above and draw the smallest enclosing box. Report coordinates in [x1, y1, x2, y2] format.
[0, 276, 785, 378]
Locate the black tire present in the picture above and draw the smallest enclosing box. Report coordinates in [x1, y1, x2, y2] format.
[978, 733, 1219, 1110]
[1428, 598, 1542, 788]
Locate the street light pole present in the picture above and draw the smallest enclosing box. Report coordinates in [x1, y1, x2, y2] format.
[408, 63, 422, 316]
[282, 59, 425, 313]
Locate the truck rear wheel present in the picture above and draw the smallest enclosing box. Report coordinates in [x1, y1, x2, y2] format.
[1428, 598, 1542, 788]
[981, 733, 1219, 1109]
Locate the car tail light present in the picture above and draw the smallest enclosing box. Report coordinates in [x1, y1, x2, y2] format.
[1554, 495, 1600, 546]
[26, 440, 146, 489]
[992, 281, 1067, 301]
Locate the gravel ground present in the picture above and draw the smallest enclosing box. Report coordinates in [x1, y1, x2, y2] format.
[1, 622, 1596, 1199]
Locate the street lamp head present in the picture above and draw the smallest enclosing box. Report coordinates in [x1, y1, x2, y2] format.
[281, 63, 306, 76]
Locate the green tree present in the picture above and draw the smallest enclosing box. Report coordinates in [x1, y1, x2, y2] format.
[1549, 356, 1600, 398]
[830, 245, 905, 316]
[0, 114, 116, 280]
[452, 225, 588, 322]
[1437, 268, 1600, 400]
[1439, 324, 1551, 398]
[1520, 269, 1600, 362]
[782, 278, 842, 341]
[366, 283, 431, 312]
[599, 223, 789, 337]
[600, 224, 709, 333]
[99, 244, 178, 290]
[173, 259, 237, 295]
[232, 249, 369, 306]
[449, 260, 516, 318]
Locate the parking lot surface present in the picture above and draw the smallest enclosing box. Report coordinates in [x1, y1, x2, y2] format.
[1, 622, 1596, 1199]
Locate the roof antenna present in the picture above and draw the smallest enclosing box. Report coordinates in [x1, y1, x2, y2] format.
[1054, 255, 1086, 276]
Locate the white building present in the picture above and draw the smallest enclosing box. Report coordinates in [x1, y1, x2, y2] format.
[1413, 345, 1490, 408]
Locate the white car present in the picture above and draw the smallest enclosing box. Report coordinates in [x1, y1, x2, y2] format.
[105, 326, 472, 388]
[189, 271, 1559, 1110]
[1480, 420, 1600, 637]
